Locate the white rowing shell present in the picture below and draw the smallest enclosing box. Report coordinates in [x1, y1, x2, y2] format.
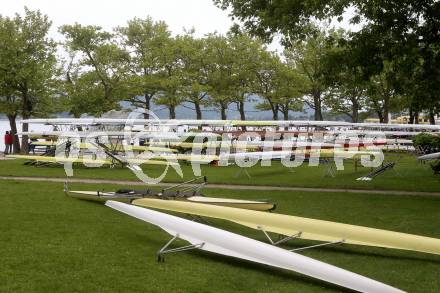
[105, 201, 404, 293]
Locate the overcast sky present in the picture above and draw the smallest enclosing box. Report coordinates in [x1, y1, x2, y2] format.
[1, 0, 235, 38]
[2, 0, 356, 54]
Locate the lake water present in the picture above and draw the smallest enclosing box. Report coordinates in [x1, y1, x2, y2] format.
[0, 120, 52, 152]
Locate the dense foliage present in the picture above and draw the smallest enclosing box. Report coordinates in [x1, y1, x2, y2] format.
[214, 0, 440, 123]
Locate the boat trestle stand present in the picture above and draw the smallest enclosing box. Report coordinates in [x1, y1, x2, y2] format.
[157, 234, 205, 262]
[160, 176, 207, 198]
[322, 159, 336, 178]
[63, 182, 69, 194]
[258, 226, 302, 246]
[234, 167, 251, 179]
[257, 226, 345, 251]
[290, 239, 346, 252]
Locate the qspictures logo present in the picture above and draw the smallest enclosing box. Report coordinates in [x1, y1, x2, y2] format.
[56, 110, 385, 183]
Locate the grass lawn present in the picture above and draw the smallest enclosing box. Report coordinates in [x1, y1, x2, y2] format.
[1, 152, 440, 192]
[1, 180, 439, 292]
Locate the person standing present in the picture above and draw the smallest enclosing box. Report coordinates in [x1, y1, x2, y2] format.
[4, 131, 13, 154]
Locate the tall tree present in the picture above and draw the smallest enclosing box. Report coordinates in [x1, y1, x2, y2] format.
[323, 40, 368, 123]
[178, 32, 211, 120]
[215, 0, 440, 122]
[275, 66, 305, 120]
[325, 79, 367, 123]
[0, 8, 59, 153]
[204, 33, 235, 120]
[116, 17, 171, 119]
[254, 52, 283, 120]
[152, 36, 184, 119]
[0, 16, 21, 152]
[365, 62, 400, 123]
[228, 32, 262, 121]
[60, 24, 130, 116]
[284, 31, 334, 120]
[256, 60, 305, 120]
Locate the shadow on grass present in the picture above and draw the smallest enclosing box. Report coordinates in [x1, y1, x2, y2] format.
[174, 249, 352, 292]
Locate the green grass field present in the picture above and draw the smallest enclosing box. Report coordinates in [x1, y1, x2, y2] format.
[1, 179, 439, 292]
[1, 152, 440, 192]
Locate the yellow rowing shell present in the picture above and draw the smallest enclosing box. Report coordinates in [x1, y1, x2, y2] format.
[132, 198, 440, 255]
[6, 155, 178, 166]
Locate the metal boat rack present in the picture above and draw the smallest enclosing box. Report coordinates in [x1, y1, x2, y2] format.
[356, 161, 396, 181]
[159, 176, 207, 198]
[258, 226, 345, 252]
[157, 234, 205, 262]
[64, 176, 209, 200]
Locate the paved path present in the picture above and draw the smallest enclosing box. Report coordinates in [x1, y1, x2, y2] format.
[1, 175, 438, 197]
[0, 154, 13, 160]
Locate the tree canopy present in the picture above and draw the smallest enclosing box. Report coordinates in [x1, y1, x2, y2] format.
[214, 0, 440, 123]
[1, 3, 439, 142]
[0, 7, 59, 152]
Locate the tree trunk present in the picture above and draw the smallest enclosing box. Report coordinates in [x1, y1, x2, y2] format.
[313, 90, 323, 121]
[351, 112, 358, 123]
[429, 109, 436, 125]
[414, 112, 419, 124]
[273, 104, 279, 120]
[238, 101, 246, 121]
[409, 107, 415, 124]
[237, 101, 246, 131]
[383, 96, 390, 123]
[351, 99, 359, 123]
[376, 110, 385, 123]
[21, 91, 31, 154]
[194, 102, 202, 120]
[169, 106, 176, 119]
[383, 110, 389, 123]
[21, 121, 29, 154]
[283, 109, 289, 120]
[143, 93, 151, 119]
[7, 115, 21, 153]
[220, 104, 227, 120]
[268, 98, 279, 120]
[372, 99, 384, 123]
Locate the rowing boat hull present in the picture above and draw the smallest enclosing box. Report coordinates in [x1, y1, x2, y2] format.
[106, 201, 403, 293]
[67, 191, 275, 211]
[132, 198, 440, 255]
[68, 191, 134, 203]
[7, 154, 178, 166]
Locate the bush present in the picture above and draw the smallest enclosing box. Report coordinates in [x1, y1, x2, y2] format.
[413, 133, 440, 153]
[430, 160, 440, 175]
